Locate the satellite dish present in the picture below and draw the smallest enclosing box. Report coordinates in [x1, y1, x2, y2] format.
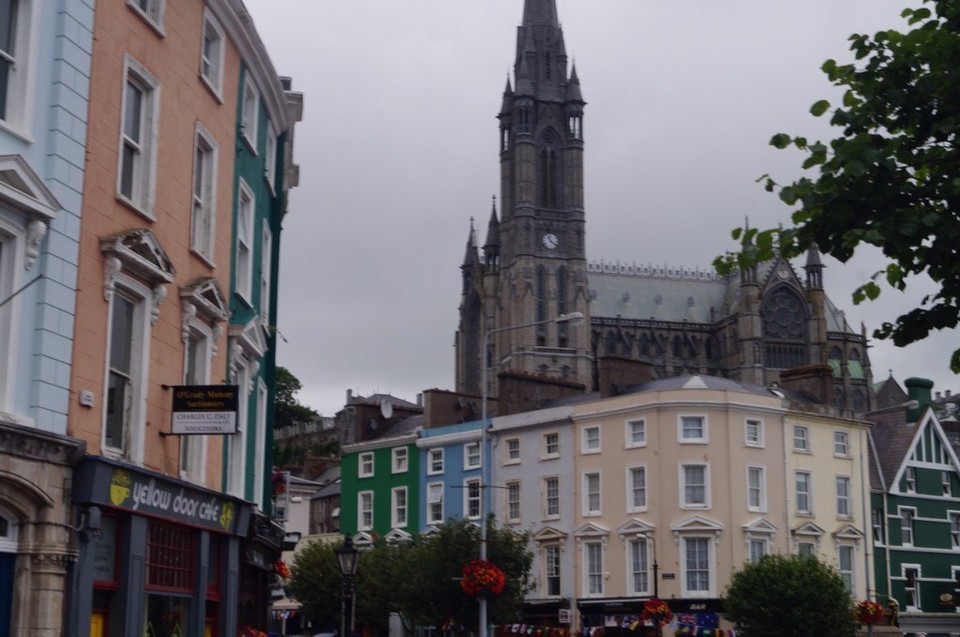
[380, 399, 394, 419]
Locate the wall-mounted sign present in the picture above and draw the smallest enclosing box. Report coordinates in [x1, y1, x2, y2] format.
[558, 610, 571, 624]
[170, 385, 239, 435]
[108, 468, 237, 533]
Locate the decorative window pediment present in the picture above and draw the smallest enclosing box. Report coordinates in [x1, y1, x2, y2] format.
[230, 315, 268, 359]
[833, 524, 864, 543]
[671, 515, 724, 543]
[421, 525, 441, 538]
[616, 518, 655, 537]
[742, 518, 778, 535]
[352, 531, 374, 550]
[533, 526, 568, 543]
[100, 229, 176, 289]
[0, 154, 61, 221]
[574, 522, 609, 542]
[792, 521, 825, 539]
[384, 528, 413, 545]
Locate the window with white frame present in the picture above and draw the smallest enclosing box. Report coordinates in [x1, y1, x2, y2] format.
[585, 541, 603, 595]
[264, 121, 277, 191]
[0, 0, 31, 130]
[358, 491, 373, 530]
[235, 179, 254, 301]
[190, 123, 218, 261]
[505, 481, 520, 523]
[544, 545, 561, 596]
[797, 541, 815, 558]
[392, 447, 408, 473]
[943, 471, 952, 497]
[900, 508, 915, 546]
[128, 0, 164, 29]
[629, 538, 649, 594]
[795, 471, 812, 514]
[582, 426, 601, 453]
[679, 415, 706, 442]
[505, 438, 520, 463]
[392, 486, 408, 528]
[465, 441, 481, 469]
[682, 537, 712, 596]
[833, 431, 849, 456]
[118, 57, 159, 215]
[199, 10, 224, 96]
[179, 324, 212, 480]
[259, 222, 272, 324]
[836, 476, 852, 518]
[427, 483, 443, 524]
[838, 545, 855, 593]
[543, 432, 559, 458]
[427, 448, 444, 474]
[627, 466, 647, 512]
[793, 425, 809, 451]
[905, 466, 917, 493]
[626, 419, 646, 447]
[745, 419, 763, 447]
[104, 286, 150, 460]
[253, 379, 268, 508]
[681, 464, 709, 508]
[583, 472, 601, 515]
[873, 508, 885, 546]
[544, 476, 559, 519]
[747, 466, 765, 512]
[241, 75, 259, 150]
[358, 452, 374, 478]
[226, 356, 250, 496]
[465, 478, 481, 519]
[950, 512, 960, 549]
[748, 538, 767, 563]
[904, 566, 919, 610]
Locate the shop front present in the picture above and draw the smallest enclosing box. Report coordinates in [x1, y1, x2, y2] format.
[577, 598, 725, 637]
[68, 457, 254, 637]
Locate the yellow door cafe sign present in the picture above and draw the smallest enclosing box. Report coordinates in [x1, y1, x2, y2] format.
[170, 385, 239, 435]
[109, 469, 236, 533]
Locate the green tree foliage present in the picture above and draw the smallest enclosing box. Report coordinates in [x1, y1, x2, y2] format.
[289, 521, 533, 636]
[288, 539, 344, 633]
[395, 518, 532, 628]
[714, 1, 960, 372]
[275, 366, 320, 430]
[723, 554, 858, 637]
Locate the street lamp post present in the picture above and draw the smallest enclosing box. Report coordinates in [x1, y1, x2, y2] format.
[478, 311, 585, 637]
[336, 534, 360, 637]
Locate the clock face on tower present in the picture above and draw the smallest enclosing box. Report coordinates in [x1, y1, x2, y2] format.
[542, 233, 559, 250]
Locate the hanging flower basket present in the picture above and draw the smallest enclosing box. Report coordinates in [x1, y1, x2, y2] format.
[640, 598, 672, 624]
[855, 600, 885, 625]
[272, 471, 287, 496]
[460, 559, 506, 596]
[239, 627, 267, 637]
[274, 559, 290, 580]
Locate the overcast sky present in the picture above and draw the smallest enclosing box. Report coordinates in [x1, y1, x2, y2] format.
[243, 0, 958, 416]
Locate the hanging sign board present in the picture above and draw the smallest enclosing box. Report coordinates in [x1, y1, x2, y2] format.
[170, 385, 239, 435]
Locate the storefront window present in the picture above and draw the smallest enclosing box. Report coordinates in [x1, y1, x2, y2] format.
[144, 594, 190, 637]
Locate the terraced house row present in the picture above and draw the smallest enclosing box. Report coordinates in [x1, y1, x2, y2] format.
[339, 373, 960, 635]
[0, 1, 301, 635]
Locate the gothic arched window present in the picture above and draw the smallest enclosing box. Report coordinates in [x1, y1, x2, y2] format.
[828, 347, 843, 377]
[761, 286, 807, 370]
[605, 330, 616, 355]
[672, 335, 682, 358]
[539, 131, 559, 208]
[556, 267, 568, 347]
[639, 334, 650, 357]
[536, 265, 547, 346]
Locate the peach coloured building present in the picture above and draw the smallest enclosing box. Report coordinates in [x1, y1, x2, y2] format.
[63, 2, 298, 636]
[569, 375, 869, 635]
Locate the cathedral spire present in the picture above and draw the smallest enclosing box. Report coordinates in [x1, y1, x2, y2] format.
[522, 0, 560, 28]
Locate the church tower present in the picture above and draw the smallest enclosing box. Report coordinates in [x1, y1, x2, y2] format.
[456, 0, 591, 399]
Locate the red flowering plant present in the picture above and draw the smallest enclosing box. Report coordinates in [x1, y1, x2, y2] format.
[239, 627, 267, 637]
[274, 559, 290, 580]
[855, 600, 885, 625]
[460, 558, 506, 596]
[272, 471, 287, 496]
[640, 598, 672, 624]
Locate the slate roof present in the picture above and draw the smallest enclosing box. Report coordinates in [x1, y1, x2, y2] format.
[867, 406, 917, 491]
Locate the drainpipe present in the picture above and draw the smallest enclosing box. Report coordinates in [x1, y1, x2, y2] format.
[858, 419, 872, 599]
[782, 415, 790, 551]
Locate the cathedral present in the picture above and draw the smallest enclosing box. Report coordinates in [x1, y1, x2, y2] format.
[456, 0, 872, 412]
